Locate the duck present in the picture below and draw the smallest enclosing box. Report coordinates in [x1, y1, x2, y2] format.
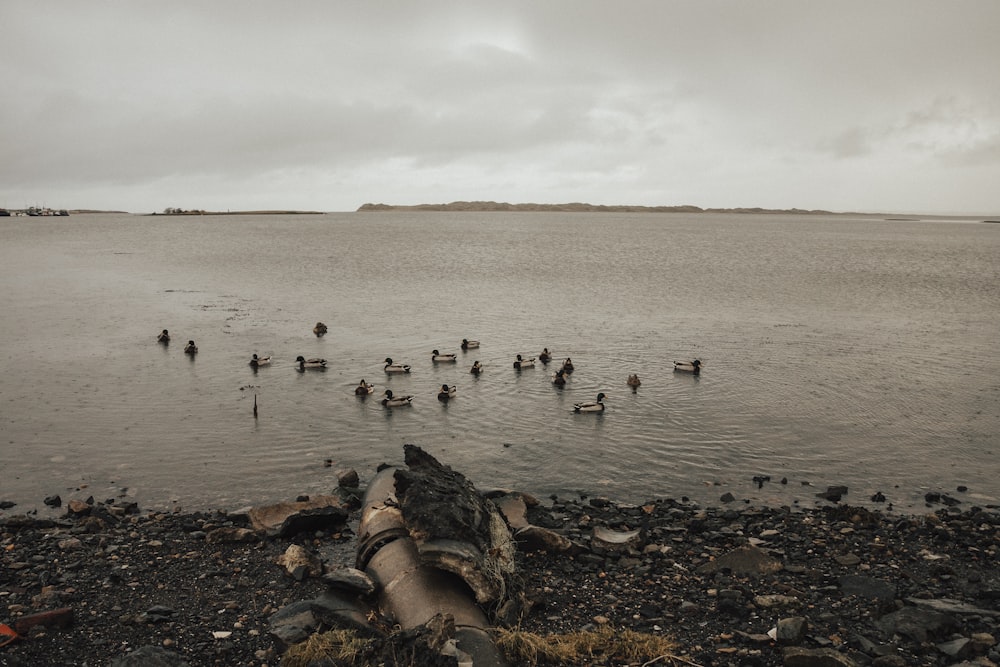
[432, 349, 457, 362]
[157, 329, 170, 344]
[573, 392, 607, 413]
[627, 374, 641, 387]
[539, 348, 552, 363]
[296, 355, 327, 370]
[461, 338, 480, 350]
[384, 357, 411, 373]
[470, 361, 483, 375]
[355, 379, 375, 396]
[183, 340, 198, 355]
[561, 358, 575, 374]
[552, 370, 567, 386]
[437, 383, 457, 400]
[249, 353, 271, 368]
[381, 389, 413, 407]
[673, 359, 702, 375]
[313, 322, 328, 337]
[513, 354, 535, 369]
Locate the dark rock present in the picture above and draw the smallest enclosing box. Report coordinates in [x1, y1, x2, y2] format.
[138, 605, 176, 624]
[817, 486, 848, 502]
[44, 495, 62, 507]
[875, 606, 958, 642]
[269, 600, 319, 651]
[696, 545, 783, 575]
[337, 468, 360, 488]
[776, 616, 808, 645]
[720, 492, 736, 503]
[936, 637, 972, 659]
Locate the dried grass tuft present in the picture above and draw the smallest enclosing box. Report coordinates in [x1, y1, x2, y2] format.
[493, 625, 681, 666]
[280, 628, 373, 667]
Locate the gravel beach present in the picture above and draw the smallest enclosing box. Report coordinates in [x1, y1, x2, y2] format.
[2, 481, 998, 666]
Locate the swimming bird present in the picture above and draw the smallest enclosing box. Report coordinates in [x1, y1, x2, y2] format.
[438, 383, 457, 400]
[183, 340, 198, 355]
[381, 389, 413, 407]
[561, 358, 574, 374]
[673, 359, 702, 375]
[157, 329, 170, 344]
[249, 353, 271, 368]
[552, 370, 567, 386]
[539, 348, 552, 363]
[573, 392, 607, 413]
[461, 338, 480, 350]
[355, 379, 375, 396]
[384, 357, 411, 373]
[296, 355, 327, 370]
[627, 374, 641, 387]
[432, 349, 457, 362]
[313, 322, 328, 337]
[513, 354, 535, 369]
[470, 361, 483, 375]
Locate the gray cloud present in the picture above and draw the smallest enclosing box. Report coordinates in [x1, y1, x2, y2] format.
[1, 1, 998, 214]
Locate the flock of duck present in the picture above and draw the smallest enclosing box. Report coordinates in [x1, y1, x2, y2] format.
[157, 325, 702, 413]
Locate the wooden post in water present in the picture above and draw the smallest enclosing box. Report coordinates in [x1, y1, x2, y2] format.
[253, 394, 258, 418]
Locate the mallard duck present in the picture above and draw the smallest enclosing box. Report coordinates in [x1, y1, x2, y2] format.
[432, 349, 457, 362]
[157, 329, 170, 344]
[313, 322, 328, 337]
[461, 338, 480, 350]
[296, 355, 327, 369]
[673, 359, 702, 375]
[355, 379, 375, 396]
[539, 348, 552, 363]
[561, 358, 574, 374]
[470, 361, 483, 375]
[437, 383, 457, 400]
[573, 392, 606, 413]
[183, 340, 198, 355]
[627, 374, 641, 387]
[513, 354, 535, 369]
[381, 389, 413, 407]
[249, 353, 271, 368]
[552, 370, 567, 386]
[384, 357, 411, 373]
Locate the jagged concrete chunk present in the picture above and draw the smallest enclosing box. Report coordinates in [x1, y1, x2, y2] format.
[515, 525, 573, 553]
[322, 566, 377, 597]
[276, 544, 323, 579]
[310, 591, 379, 636]
[248, 495, 347, 538]
[592, 526, 643, 550]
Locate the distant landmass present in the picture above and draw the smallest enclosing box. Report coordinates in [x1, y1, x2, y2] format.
[356, 201, 838, 214]
[150, 209, 326, 216]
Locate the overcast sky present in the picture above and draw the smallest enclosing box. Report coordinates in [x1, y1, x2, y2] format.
[2, 2, 998, 215]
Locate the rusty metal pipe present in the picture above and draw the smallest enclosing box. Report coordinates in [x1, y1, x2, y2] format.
[357, 467, 508, 667]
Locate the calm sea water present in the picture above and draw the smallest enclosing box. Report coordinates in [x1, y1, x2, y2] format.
[1, 212, 998, 515]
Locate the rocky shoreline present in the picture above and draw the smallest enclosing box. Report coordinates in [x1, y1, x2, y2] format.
[2, 458, 998, 667]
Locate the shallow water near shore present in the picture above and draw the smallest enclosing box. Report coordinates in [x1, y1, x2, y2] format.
[1, 211, 998, 514]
